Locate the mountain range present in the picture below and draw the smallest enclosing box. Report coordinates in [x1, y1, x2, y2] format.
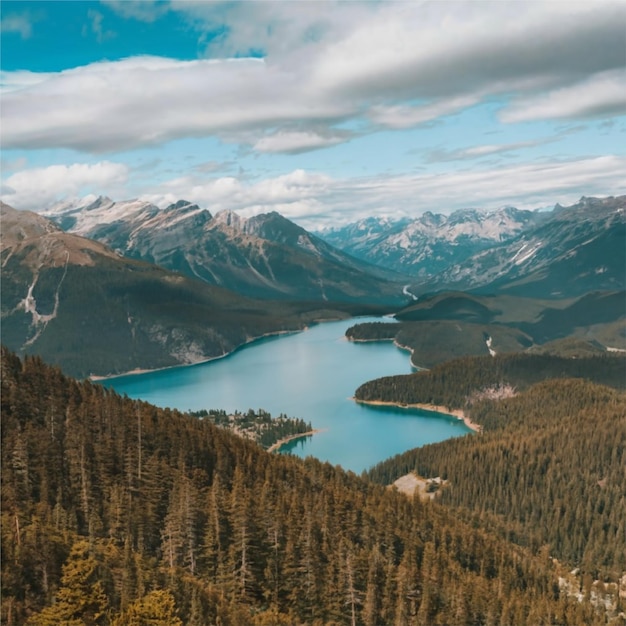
[319, 196, 626, 298]
[3, 193, 625, 376]
[44, 196, 406, 304]
[318, 206, 544, 278]
[420, 195, 626, 297]
[1, 203, 383, 377]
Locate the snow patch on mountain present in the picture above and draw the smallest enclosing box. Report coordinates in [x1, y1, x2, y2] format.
[511, 242, 542, 265]
[319, 206, 542, 276]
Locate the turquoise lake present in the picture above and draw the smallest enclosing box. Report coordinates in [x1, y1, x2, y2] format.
[102, 317, 470, 473]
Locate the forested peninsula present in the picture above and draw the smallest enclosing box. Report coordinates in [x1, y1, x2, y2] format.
[358, 354, 626, 593]
[3, 346, 624, 624]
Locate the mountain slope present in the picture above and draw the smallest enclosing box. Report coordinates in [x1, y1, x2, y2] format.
[418, 196, 626, 297]
[319, 206, 542, 277]
[44, 196, 407, 304]
[0, 203, 365, 377]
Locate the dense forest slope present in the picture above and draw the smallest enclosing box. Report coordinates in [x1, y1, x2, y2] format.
[346, 290, 626, 366]
[1, 348, 617, 625]
[354, 353, 626, 409]
[366, 378, 626, 582]
[358, 354, 626, 583]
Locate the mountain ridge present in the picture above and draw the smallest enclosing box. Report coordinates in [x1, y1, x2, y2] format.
[42, 197, 408, 304]
[419, 195, 626, 297]
[317, 204, 546, 277]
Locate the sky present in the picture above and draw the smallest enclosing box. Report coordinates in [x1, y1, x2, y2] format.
[1, 0, 625, 228]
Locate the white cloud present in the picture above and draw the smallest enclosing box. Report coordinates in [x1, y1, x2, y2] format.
[501, 69, 626, 123]
[0, 69, 54, 94]
[310, 2, 624, 99]
[253, 131, 345, 153]
[1, 1, 624, 154]
[427, 137, 558, 162]
[1, 162, 129, 210]
[83, 9, 116, 44]
[4, 154, 621, 226]
[369, 96, 481, 129]
[0, 56, 350, 153]
[102, 0, 171, 23]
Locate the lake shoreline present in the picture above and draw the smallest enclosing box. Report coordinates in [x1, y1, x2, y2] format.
[90, 314, 366, 382]
[98, 316, 475, 473]
[267, 429, 324, 453]
[353, 397, 482, 433]
[347, 336, 424, 370]
[89, 328, 306, 381]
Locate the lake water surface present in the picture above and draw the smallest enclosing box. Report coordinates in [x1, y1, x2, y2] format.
[102, 317, 470, 473]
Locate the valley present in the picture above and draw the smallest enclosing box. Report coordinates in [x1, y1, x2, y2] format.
[3, 5, 625, 623]
[1, 203, 392, 378]
[1, 192, 625, 625]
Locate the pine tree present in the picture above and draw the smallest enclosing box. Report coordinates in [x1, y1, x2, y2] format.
[111, 589, 183, 626]
[27, 540, 109, 626]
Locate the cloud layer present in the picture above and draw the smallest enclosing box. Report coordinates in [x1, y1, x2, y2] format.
[2, 1, 624, 154]
[141, 156, 626, 228]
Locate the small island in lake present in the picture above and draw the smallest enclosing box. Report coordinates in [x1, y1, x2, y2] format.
[189, 407, 315, 451]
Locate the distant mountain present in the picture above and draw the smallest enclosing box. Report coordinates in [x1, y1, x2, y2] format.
[0, 203, 371, 377]
[417, 196, 626, 298]
[318, 207, 543, 277]
[43, 196, 407, 304]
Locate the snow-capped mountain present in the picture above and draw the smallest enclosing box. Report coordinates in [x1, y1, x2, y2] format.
[42, 197, 406, 304]
[418, 196, 626, 298]
[318, 207, 543, 277]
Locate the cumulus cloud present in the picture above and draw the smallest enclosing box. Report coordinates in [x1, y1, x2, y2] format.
[1, 1, 624, 154]
[1, 162, 129, 210]
[0, 69, 54, 94]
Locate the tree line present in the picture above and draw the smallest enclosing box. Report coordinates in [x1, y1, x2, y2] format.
[355, 353, 626, 410]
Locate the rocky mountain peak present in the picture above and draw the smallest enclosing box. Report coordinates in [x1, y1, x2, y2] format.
[212, 209, 245, 230]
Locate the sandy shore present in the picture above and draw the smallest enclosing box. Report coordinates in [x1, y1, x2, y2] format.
[353, 397, 482, 433]
[266, 429, 323, 453]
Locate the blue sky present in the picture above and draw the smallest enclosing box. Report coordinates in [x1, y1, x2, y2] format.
[1, 0, 625, 228]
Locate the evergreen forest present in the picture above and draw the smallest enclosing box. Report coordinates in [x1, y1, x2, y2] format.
[2, 347, 625, 624]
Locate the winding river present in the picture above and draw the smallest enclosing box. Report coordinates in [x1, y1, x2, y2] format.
[102, 317, 470, 473]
